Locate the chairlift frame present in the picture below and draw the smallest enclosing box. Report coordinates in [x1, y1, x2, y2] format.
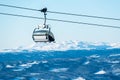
[32, 8, 55, 42]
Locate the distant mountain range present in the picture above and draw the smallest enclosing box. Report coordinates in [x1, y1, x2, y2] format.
[0, 41, 120, 53]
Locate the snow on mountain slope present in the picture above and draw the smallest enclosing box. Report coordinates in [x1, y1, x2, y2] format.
[0, 41, 120, 80]
[0, 41, 120, 52]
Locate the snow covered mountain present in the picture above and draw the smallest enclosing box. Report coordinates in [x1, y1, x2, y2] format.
[0, 41, 120, 80]
[0, 41, 120, 52]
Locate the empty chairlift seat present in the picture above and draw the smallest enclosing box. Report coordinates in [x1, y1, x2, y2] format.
[32, 25, 55, 42]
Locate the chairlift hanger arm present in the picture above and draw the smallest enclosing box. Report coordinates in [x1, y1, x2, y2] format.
[41, 8, 47, 26]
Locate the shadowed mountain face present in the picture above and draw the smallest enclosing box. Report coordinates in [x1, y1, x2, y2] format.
[0, 41, 120, 80]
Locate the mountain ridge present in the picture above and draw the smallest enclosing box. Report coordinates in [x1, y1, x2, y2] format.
[0, 41, 120, 53]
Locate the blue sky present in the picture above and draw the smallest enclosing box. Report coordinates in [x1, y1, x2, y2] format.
[0, 0, 120, 49]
